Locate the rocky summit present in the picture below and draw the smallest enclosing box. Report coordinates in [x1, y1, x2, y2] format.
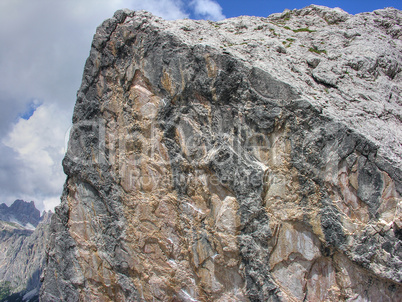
[0, 200, 41, 229]
[41, 5, 402, 301]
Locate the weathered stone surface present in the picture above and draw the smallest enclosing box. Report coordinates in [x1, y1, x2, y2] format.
[42, 5, 402, 301]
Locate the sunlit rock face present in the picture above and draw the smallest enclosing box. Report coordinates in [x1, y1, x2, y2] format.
[41, 6, 402, 301]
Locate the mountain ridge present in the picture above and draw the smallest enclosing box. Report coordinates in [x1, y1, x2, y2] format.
[0, 201, 52, 302]
[0, 200, 42, 230]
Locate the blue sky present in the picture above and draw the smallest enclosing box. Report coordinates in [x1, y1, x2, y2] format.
[0, 0, 400, 212]
[212, 0, 401, 18]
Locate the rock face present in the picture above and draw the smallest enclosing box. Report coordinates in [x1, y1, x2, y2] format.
[0, 200, 41, 229]
[0, 209, 52, 301]
[41, 5, 402, 301]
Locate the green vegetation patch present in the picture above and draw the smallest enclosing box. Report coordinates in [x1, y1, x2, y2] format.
[269, 28, 279, 36]
[293, 27, 316, 33]
[308, 47, 327, 55]
[282, 40, 293, 48]
[281, 11, 291, 21]
[0, 281, 12, 301]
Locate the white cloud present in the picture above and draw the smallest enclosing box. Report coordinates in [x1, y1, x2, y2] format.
[43, 197, 62, 213]
[191, 0, 225, 20]
[0, 0, 189, 114]
[128, 0, 189, 20]
[3, 104, 70, 212]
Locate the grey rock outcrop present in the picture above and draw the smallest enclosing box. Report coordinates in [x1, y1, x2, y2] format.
[0, 210, 52, 301]
[41, 5, 402, 301]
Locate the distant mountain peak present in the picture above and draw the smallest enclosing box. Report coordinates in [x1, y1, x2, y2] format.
[0, 199, 41, 228]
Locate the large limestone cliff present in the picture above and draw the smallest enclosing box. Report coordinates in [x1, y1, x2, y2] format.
[41, 5, 402, 301]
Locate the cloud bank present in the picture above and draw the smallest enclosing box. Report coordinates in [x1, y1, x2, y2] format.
[0, 0, 225, 212]
[2, 104, 69, 211]
[191, 0, 225, 20]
